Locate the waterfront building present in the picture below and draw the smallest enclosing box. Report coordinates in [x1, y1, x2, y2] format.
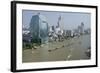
[84, 28, 91, 34]
[30, 13, 49, 44]
[78, 22, 84, 35]
[66, 30, 72, 37]
[57, 15, 64, 30]
[23, 28, 32, 43]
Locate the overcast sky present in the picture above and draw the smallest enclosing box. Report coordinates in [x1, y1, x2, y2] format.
[22, 10, 91, 30]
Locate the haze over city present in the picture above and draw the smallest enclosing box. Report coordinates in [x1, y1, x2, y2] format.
[22, 10, 91, 30]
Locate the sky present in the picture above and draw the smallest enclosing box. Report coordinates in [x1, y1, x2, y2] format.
[22, 10, 91, 30]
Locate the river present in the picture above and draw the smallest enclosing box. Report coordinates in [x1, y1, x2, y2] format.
[22, 34, 91, 63]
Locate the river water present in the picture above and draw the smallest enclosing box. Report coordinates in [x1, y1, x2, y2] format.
[23, 34, 91, 63]
[81, 34, 91, 49]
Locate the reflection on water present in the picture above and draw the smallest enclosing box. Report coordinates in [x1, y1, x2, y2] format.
[22, 34, 91, 63]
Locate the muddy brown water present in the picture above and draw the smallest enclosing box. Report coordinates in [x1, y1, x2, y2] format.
[22, 34, 90, 63]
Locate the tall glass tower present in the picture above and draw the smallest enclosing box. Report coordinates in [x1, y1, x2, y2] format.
[30, 13, 48, 44]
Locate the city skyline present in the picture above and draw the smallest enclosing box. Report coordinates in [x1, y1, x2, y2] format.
[22, 10, 91, 30]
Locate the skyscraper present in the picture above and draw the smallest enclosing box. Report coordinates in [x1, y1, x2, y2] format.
[30, 13, 49, 44]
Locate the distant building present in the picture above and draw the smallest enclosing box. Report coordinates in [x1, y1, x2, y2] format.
[49, 26, 55, 33]
[73, 29, 79, 36]
[56, 15, 64, 36]
[78, 22, 84, 35]
[66, 30, 72, 37]
[84, 28, 91, 34]
[57, 15, 63, 30]
[30, 13, 49, 44]
[23, 28, 32, 43]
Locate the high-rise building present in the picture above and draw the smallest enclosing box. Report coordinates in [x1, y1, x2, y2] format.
[30, 13, 49, 44]
[80, 22, 84, 35]
[77, 22, 84, 35]
[57, 15, 64, 30]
